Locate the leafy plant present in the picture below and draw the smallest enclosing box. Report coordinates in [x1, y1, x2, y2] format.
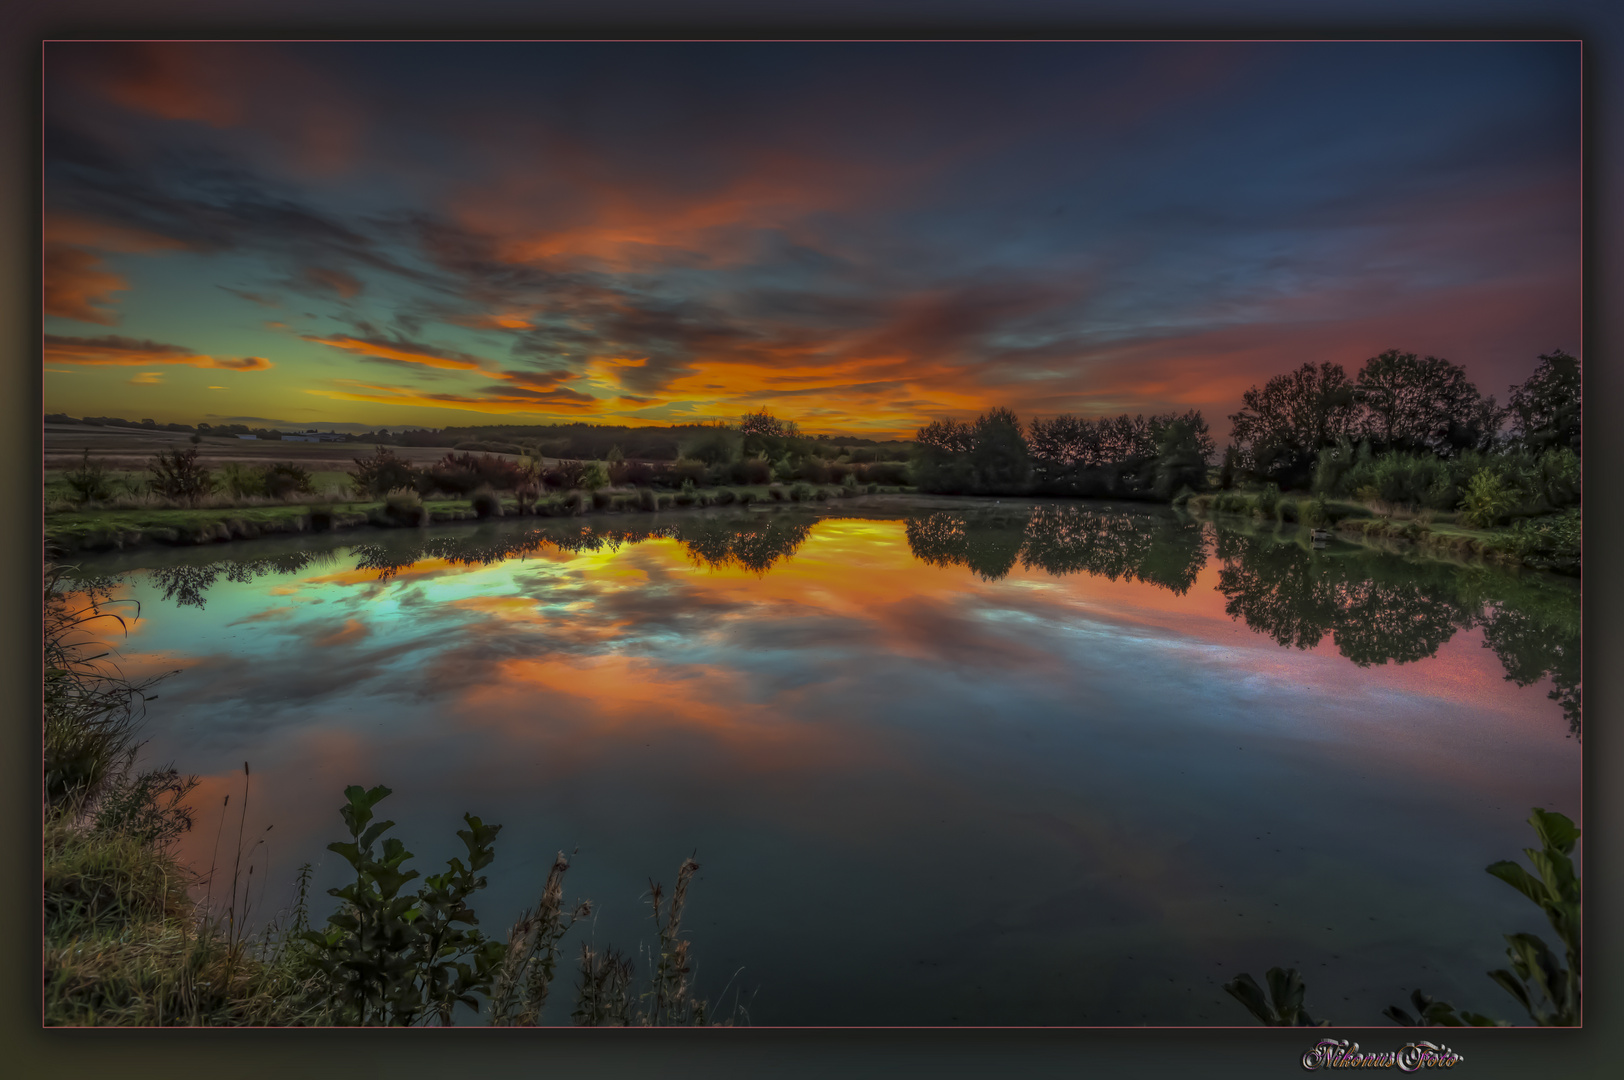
[1233, 809, 1581, 1029]
[298, 785, 507, 1026]
[1222, 966, 1329, 1026]
[1459, 468, 1519, 528]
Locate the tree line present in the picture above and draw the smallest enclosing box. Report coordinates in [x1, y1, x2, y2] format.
[905, 348, 1580, 508]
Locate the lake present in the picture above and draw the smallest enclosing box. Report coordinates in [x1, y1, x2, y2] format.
[64, 499, 1581, 1025]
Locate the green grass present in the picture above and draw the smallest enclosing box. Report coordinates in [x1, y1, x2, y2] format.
[44, 482, 925, 555]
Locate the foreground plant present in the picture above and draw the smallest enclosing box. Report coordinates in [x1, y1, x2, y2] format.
[1384, 808, 1580, 1027]
[1227, 808, 1580, 1028]
[297, 784, 507, 1025]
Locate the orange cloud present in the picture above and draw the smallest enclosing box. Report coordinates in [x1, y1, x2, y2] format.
[303, 334, 488, 372]
[44, 334, 273, 371]
[304, 380, 607, 416]
[43, 245, 127, 325]
[129, 372, 163, 385]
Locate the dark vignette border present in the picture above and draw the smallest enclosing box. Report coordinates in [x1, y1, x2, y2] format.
[2, 3, 1619, 1079]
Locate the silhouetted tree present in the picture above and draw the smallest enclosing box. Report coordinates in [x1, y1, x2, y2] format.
[969, 407, 1032, 494]
[1354, 349, 1500, 455]
[1509, 350, 1581, 455]
[1227, 363, 1358, 488]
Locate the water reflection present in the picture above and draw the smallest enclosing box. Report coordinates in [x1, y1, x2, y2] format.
[69, 504, 1580, 736]
[1211, 529, 1581, 736]
[57, 504, 1580, 1024]
[907, 506, 1207, 592]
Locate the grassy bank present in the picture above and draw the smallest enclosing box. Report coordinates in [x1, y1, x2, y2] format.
[1186, 489, 1579, 575]
[45, 482, 917, 556]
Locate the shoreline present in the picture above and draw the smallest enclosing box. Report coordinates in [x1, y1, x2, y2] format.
[45, 488, 1580, 579]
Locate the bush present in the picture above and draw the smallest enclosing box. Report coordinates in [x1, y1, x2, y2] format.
[713, 488, 736, 506]
[737, 457, 772, 485]
[471, 486, 503, 519]
[788, 482, 812, 502]
[261, 463, 315, 499]
[1461, 469, 1518, 528]
[147, 448, 214, 503]
[637, 487, 658, 511]
[382, 488, 427, 526]
[544, 460, 588, 491]
[591, 488, 612, 510]
[737, 490, 755, 506]
[352, 447, 418, 499]
[1509, 509, 1580, 573]
[581, 462, 611, 491]
[671, 459, 708, 488]
[768, 484, 786, 502]
[423, 452, 532, 495]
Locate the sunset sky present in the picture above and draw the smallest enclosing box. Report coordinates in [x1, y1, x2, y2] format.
[42, 41, 1579, 439]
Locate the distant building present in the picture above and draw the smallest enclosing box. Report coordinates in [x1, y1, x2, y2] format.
[237, 434, 258, 440]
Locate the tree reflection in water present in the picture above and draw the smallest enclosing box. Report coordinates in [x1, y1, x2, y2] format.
[70, 505, 1580, 737]
[906, 506, 1208, 593]
[1213, 529, 1580, 736]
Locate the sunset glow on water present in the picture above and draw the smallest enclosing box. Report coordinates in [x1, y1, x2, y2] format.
[69, 504, 1579, 1024]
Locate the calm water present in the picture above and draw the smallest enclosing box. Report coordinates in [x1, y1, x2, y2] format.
[67, 500, 1581, 1025]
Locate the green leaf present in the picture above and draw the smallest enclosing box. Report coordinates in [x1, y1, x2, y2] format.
[1528, 808, 1579, 856]
[328, 840, 362, 868]
[1485, 860, 1545, 906]
[360, 819, 396, 852]
[1222, 973, 1273, 1024]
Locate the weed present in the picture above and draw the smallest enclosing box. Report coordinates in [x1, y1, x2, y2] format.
[64, 450, 115, 503]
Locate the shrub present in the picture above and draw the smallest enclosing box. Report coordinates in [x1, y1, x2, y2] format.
[672, 458, 708, 488]
[789, 482, 812, 502]
[471, 486, 504, 519]
[1255, 483, 1279, 521]
[591, 488, 612, 510]
[581, 462, 611, 491]
[768, 484, 786, 502]
[544, 460, 588, 491]
[1461, 469, 1518, 528]
[352, 447, 418, 498]
[737, 457, 772, 485]
[737, 490, 755, 506]
[261, 463, 315, 499]
[1509, 508, 1580, 572]
[637, 487, 658, 512]
[423, 453, 532, 495]
[64, 450, 114, 503]
[713, 488, 736, 506]
[383, 488, 427, 526]
[562, 490, 584, 514]
[867, 483, 879, 494]
[147, 447, 214, 503]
